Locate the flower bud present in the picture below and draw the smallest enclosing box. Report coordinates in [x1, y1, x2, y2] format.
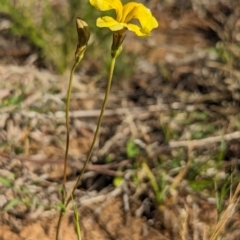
[111, 30, 125, 58]
[75, 18, 90, 61]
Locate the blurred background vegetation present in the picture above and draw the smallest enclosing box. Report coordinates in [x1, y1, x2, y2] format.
[0, 0, 104, 72]
[0, 0, 139, 79]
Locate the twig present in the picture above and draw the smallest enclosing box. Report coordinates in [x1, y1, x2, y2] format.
[0, 151, 129, 176]
[19, 104, 168, 119]
[169, 131, 240, 149]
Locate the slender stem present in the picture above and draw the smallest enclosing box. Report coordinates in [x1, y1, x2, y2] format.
[63, 60, 79, 188]
[56, 208, 64, 240]
[56, 57, 81, 240]
[72, 194, 82, 240]
[66, 56, 117, 206]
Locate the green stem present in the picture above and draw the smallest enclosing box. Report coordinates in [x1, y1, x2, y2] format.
[66, 56, 117, 206]
[72, 194, 82, 240]
[56, 208, 64, 240]
[63, 60, 78, 187]
[56, 57, 82, 240]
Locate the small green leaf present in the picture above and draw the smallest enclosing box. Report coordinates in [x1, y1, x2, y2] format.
[55, 202, 66, 211]
[0, 176, 12, 187]
[126, 138, 139, 158]
[113, 176, 123, 187]
[142, 162, 159, 194]
[4, 198, 20, 211]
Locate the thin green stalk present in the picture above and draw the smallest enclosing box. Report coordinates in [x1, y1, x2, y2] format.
[63, 60, 79, 187]
[63, 59, 81, 189]
[56, 57, 82, 240]
[66, 55, 117, 206]
[56, 208, 64, 240]
[72, 195, 82, 240]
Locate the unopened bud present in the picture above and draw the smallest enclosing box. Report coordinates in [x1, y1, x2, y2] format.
[75, 18, 90, 61]
[111, 30, 125, 58]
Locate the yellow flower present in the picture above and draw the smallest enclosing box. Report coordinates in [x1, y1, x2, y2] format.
[89, 0, 158, 36]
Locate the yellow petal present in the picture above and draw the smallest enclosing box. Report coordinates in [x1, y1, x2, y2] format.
[122, 3, 158, 35]
[121, 2, 139, 23]
[89, 0, 123, 20]
[97, 16, 126, 31]
[125, 23, 147, 36]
